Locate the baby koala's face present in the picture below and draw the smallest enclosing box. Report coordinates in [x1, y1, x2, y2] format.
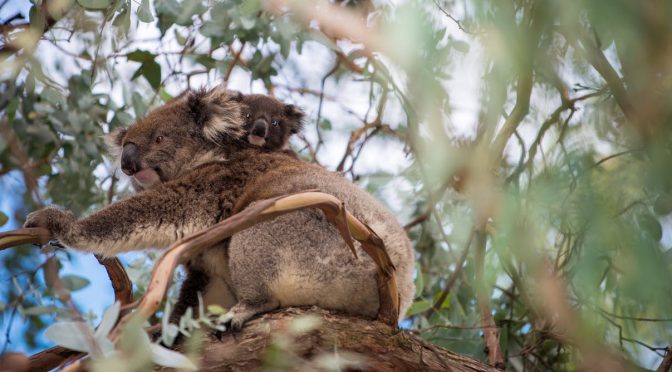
[239, 94, 304, 150]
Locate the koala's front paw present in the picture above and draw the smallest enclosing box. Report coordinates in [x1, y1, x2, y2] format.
[24, 207, 74, 239]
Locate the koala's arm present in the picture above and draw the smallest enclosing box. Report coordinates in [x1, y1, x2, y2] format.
[24, 184, 220, 256]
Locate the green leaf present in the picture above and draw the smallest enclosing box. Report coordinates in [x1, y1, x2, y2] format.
[0, 211, 8, 227]
[319, 119, 332, 130]
[137, 0, 154, 23]
[158, 87, 173, 102]
[142, 61, 161, 89]
[405, 299, 432, 316]
[206, 305, 226, 315]
[77, 0, 111, 10]
[432, 291, 451, 309]
[175, 0, 206, 25]
[127, 50, 155, 63]
[240, 0, 261, 16]
[42, 87, 66, 107]
[62, 274, 91, 291]
[194, 55, 216, 69]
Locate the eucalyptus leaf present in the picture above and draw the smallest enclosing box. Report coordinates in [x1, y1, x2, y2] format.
[45, 321, 96, 353]
[95, 301, 120, 339]
[137, 0, 154, 22]
[62, 274, 91, 291]
[149, 343, 197, 370]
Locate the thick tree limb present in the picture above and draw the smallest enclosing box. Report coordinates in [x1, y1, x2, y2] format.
[0, 228, 51, 250]
[160, 307, 497, 372]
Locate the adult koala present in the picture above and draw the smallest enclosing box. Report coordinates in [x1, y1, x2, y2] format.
[25, 87, 415, 330]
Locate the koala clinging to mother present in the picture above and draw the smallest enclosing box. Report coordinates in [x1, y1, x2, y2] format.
[25, 86, 416, 330]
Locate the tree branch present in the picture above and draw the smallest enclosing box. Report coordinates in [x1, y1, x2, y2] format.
[474, 228, 506, 369]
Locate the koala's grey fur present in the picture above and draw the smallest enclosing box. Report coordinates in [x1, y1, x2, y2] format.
[25, 87, 415, 330]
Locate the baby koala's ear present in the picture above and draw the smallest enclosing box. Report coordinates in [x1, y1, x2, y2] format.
[284, 104, 305, 134]
[103, 128, 127, 157]
[188, 86, 245, 142]
[229, 91, 244, 102]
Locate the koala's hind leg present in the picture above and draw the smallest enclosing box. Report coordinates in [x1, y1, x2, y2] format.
[225, 299, 280, 331]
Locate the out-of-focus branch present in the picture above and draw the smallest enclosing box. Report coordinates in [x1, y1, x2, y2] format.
[523, 89, 605, 174]
[431, 0, 479, 35]
[490, 7, 542, 165]
[490, 50, 534, 165]
[0, 119, 44, 207]
[474, 228, 506, 369]
[535, 264, 628, 372]
[266, 0, 382, 54]
[223, 42, 246, 85]
[574, 31, 634, 120]
[0, 0, 71, 53]
[314, 59, 340, 153]
[424, 229, 473, 319]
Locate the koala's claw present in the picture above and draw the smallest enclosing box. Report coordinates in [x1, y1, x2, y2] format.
[221, 300, 279, 334]
[219, 314, 244, 333]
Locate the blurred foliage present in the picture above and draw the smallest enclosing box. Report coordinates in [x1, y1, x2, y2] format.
[1, 0, 672, 370]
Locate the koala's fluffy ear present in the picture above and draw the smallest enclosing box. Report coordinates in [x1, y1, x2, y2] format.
[103, 128, 127, 157]
[187, 86, 245, 142]
[284, 104, 305, 134]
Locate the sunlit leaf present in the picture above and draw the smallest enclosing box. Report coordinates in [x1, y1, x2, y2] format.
[45, 321, 96, 353]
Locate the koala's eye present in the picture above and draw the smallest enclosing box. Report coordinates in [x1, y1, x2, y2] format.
[245, 113, 251, 119]
[271, 120, 279, 127]
[155, 135, 164, 144]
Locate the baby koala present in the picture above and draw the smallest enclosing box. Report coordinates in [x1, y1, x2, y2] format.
[238, 94, 304, 150]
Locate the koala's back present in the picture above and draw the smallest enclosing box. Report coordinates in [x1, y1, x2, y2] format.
[227, 160, 415, 319]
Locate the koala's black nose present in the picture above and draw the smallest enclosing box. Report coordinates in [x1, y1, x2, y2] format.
[251, 119, 268, 137]
[120, 143, 140, 176]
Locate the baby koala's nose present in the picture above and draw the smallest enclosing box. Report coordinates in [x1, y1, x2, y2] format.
[252, 119, 268, 138]
[121, 143, 140, 176]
